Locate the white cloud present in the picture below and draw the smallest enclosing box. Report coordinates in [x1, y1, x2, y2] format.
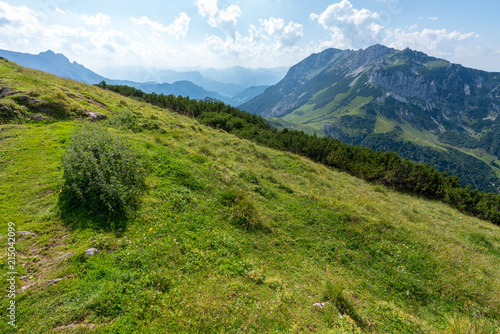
[310, 0, 384, 49]
[0, 1, 42, 38]
[0, 1, 136, 69]
[192, 1, 304, 64]
[260, 17, 285, 36]
[195, 0, 241, 38]
[311, 0, 477, 62]
[0, 0, 303, 70]
[131, 13, 191, 39]
[167, 12, 191, 39]
[82, 13, 110, 26]
[197, 30, 310, 68]
[388, 28, 478, 56]
[281, 21, 304, 47]
[196, 0, 218, 17]
[259, 17, 304, 47]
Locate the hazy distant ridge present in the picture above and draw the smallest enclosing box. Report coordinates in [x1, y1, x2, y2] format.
[0, 49, 287, 106]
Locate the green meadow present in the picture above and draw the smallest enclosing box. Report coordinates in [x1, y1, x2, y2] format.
[0, 59, 499, 333]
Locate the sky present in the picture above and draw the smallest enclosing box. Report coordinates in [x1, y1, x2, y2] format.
[0, 0, 499, 73]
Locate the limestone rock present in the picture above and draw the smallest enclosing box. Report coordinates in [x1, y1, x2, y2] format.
[45, 278, 63, 289]
[17, 231, 37, 237]
[83, 110, 107, 121]
[85, 248, 98, 257]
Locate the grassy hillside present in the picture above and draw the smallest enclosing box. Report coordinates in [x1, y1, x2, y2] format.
[0, 59, 499, 333]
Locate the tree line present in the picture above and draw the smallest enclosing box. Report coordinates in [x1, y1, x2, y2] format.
[96, 81, 500, 225]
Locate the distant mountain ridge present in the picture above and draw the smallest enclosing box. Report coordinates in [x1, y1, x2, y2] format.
[0, 49, 106, 84]
[0, 49, 281, 105]
[100, 65, 288, 94]
[241, 44, 500, 192]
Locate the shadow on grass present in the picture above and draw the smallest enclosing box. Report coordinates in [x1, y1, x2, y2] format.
[58, 194, 129, 236]
[322, 280, 368, 330]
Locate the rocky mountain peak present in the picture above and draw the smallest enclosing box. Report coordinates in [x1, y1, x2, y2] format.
[354, 44, 393, 67]
[38, 50, 70, 62]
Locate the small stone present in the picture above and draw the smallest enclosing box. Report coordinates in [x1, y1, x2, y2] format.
[45, 278, 63, 289]
[30, 114, 50, 120]
[313, 302, 326, 308]
[85, 248, 98, 257]
[21, 282, 37, 291]
[83, 110, 107, 121]
[42, 189, 54, 196]
[55, 252, 75, 261]
[17, 231, 37, 237]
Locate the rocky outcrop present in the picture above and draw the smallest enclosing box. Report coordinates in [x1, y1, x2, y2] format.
[83, 110, 107, 121]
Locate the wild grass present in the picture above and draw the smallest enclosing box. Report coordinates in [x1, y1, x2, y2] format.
[0, 59, 499, 333]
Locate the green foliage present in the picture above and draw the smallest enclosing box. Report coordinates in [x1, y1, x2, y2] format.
[105, 108, 141, 132]
[0, 103, 20, 123]
[323, 280, 348, 312]
[373, 185, 387, 194]
[443, 315, 496, 334]
[239, 170, 260, 184]
[219, 187, 265, 231]
[363, 130, 500, 193]
[98, 81, 500, 225]
[60, 125, 147, 226]
[1, 68, 499, 332]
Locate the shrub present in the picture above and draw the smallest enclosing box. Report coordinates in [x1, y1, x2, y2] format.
[105, 108, 141, 132]
[0, 103, 20, 123]
[61, 125, 146, 225]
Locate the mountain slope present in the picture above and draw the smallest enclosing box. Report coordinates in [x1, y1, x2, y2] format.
[0, 49, 258, 105]
[231, 85, 269, 106]
[0, 58, 499, 333]
[100, 65, 287, 99]
[111, 79, 228, 102]
[0, 49, 106, 84]
[241, 45, 500, 193]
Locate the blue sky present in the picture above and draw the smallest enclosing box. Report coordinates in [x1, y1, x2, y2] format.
[0, 0, 499, 72]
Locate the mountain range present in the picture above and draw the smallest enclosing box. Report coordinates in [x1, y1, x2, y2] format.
[0, 49, 285, 106]
[242, 44, 500, 193]
[2, 54, 499, 333]
[100, 65, 287, 98]
[3, 45, 500, 193]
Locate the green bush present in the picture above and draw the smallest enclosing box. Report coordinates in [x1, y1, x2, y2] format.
[61, 125, 146, 225]
[105, 108, 141, 132]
